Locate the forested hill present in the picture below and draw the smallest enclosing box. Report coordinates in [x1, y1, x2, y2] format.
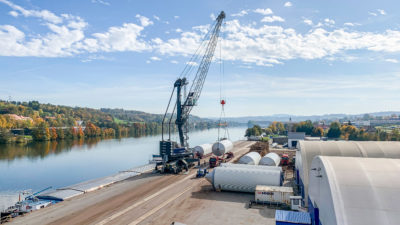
[0, 100, 214, 128]
[100, 108, 213, 124]
[0, 100, 222, 143]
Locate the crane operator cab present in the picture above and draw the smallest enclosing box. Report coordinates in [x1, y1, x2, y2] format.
[186, 92, 197, 106]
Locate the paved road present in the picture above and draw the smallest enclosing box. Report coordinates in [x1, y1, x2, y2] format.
[10, 141, 254, 225]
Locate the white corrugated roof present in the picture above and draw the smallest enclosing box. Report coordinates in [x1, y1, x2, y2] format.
[309, 156, 400, 225]
[296, 141, 400, 205]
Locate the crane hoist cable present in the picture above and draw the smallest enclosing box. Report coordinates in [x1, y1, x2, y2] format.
[217, 21, 230, 142]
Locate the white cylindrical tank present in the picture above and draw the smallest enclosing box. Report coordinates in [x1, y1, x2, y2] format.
[205, 167, 282, 193]
[192, 143, 212, 158]
[259, 152, 281, 166]
[220, 163, 283, 172]
[212, 140, 233, 156]
[238, 152, 261, 165]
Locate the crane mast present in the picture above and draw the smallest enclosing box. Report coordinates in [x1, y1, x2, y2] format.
[158, 11, 225, 173]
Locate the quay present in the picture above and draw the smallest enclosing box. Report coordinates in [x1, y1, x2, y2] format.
[9, 141, 276, 225]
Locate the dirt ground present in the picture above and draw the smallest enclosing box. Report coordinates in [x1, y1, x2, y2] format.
[9, 141, 272, 225]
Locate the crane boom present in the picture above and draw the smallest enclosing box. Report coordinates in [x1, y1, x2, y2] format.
[175, 11, 225, 147]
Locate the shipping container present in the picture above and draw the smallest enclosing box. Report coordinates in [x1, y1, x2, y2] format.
[255, 185, 293, 205]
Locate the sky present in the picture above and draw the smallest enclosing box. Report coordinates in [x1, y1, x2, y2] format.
[1, 0, 400, 117]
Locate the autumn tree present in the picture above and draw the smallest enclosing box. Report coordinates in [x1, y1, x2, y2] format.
[77, 126, 85, 139]
[50, 127, 58, 140]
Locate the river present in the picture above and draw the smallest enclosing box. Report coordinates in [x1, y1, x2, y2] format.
[0, 127, 246, 210]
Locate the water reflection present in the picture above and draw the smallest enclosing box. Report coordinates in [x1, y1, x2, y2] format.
[0, 138, 110, 161]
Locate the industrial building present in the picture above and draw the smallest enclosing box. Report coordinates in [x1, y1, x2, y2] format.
[308, 156, 400, 225]
[295, 140, 400, 206]
[288, 132, 305, 148]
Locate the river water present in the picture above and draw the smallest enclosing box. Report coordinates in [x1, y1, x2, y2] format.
[0, 127, 246, 210]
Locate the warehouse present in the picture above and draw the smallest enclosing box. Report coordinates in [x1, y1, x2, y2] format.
[308, 156, 400, 225]
[295, 140, 400, 206]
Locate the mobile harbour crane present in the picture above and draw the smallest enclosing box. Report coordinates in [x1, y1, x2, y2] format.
[155, 11, 225, 173]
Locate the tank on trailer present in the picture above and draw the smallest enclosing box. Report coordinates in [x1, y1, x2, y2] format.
[193, 143, 212, 158]
[212, 140, 233, 156]
[238, 152, 261, 165]
[205, 166, 282, 193]
[259, 152, 281, 166]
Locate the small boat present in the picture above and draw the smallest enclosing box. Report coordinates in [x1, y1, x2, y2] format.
[1, 187, 53, 222]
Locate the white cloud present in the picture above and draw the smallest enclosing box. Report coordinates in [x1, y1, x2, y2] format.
[344, 22, 354, 26]
[0, 0, 62, 24]
[89, 23, 150, 52]
[261, 16, 285, 23]
[378, 9, 386, 15]
[210, 13, 216, 20]
[385, 58, 398, 63]
[368, 12, 377, 17]
[170, 60, 178, 64]
[175, 28, 182, 33]
[153, 15, 160, 21]
[186, 61, 198, 66]
[150, 56, 161, 61]
[253, 8, 273, 15]
[3, 1, 400, 69]
[303, 19, 313, 26]
[174, 16, 179, 19]
[284, 2, 292, 7]
[91, 0, 110, 6]
[135, 14, 153, 27]
[8, 10, 18, 17]
[231, 10, 248, 17]
[324, 18, 335, 25]
[153, 19, 400, 67]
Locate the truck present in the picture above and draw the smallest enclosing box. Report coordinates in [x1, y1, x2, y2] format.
[280, 153, 290, 166]
[209, 152, 234, 168]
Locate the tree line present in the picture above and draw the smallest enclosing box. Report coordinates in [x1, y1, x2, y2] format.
[0, 100, 219, 144]
[245, 120, 400, 141]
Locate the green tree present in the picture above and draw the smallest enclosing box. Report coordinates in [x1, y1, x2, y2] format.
[295, 120, 314, 135]
[245, 125, 262, 137]
[327, 122, 341, 139]
[57, 128, 65, 140]
[312, 127, 324, 137]
[0, 128, 12, 143]
[32, 122, 50, 141]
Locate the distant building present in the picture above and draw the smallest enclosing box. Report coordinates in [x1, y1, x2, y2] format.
[288, 132, 305, 148]
[272, 136, 288, 145]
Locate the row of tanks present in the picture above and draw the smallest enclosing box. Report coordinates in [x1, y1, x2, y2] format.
[192, 139, 234, 168]
[238, 151, 281, 166]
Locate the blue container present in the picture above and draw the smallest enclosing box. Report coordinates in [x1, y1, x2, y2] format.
[275, 210, 311, 225]
[173, 148, 186, 154]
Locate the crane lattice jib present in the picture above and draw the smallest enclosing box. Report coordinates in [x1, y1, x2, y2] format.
[182, 11, 225, 119]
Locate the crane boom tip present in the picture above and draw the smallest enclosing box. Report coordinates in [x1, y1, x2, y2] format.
[217, 11, 225, 20]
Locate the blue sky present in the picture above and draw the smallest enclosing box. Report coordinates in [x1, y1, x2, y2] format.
[1, 0, 400, 117]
